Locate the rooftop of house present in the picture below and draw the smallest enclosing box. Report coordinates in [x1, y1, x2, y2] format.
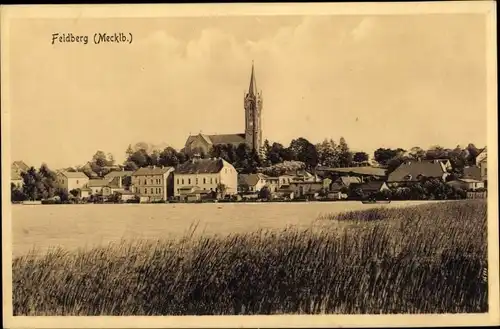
[108, 176, 122, 188]
[238, 173, 268, 186]
[317, 166, 387, 177]
[464, 166, 481, 180]
[87, 178, 112, 187]
[351, 181, 387, 192]
[175, 158, 230, 175]
[12, 161, 30, 172]
[132, 166, 174, 176]
[458, 178, 483, 183]
[60, 171, 89, 179]
[387, 160, 447, 182]
[104, 170, 134, 179]
[185, 133, 246, 148]
[337, 176, 362, 186]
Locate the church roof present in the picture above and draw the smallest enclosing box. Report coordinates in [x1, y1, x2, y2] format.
[207, 134, 246, 147]
[248, 61, 258, 97]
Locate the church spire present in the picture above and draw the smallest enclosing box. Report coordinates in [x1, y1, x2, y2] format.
[248, 60, 258, 97]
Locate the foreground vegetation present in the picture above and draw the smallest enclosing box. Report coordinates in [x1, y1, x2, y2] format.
[13, 200, 488, 315]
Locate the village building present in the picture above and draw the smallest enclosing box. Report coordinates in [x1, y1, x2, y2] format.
[174, 156, 238, 200]
[183, 62, 263, 156]
[447, 178, 485, 191]
[131, 166, 175, 202]
[463, 166, 482, 181]
[11, 169, 24, 188]
[387, 159, 450, 186]
[330, 176, 362, 192]
[316, 165, 387, 182]
[56, 171, 90, 192]
[12, 160, 30, 174]
[350, 181, 390, 196]
[238, 173, 268, 193]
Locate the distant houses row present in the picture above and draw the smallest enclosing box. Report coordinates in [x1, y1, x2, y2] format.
[11, 147, 487, 202]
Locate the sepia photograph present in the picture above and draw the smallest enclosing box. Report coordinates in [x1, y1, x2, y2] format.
[1, 2, 499, 328]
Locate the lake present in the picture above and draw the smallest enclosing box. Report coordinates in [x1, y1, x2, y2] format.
[11, 201, 435, 258]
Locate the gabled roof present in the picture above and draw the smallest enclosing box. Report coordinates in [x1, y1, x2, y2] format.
[207, 134, 246, 146]
[12, 161, 30, 173]
[463, 166, 481, 180]
[60, 171, 89, 179]
[107, 176, 122, 188]
[238, 173, 267, 186]
[387, 161, 446, 182]
[175, 158, 228, 175]
[104, 170, 134, 179]
[351, 181, 387, 193]
[338, 176, 362, 186]
[88, 179, 111, 187]
[132, 166, 174, 176]
[317, 166, 387, 177]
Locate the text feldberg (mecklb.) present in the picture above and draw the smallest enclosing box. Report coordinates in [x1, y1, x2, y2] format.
[51, 33, 133, 45]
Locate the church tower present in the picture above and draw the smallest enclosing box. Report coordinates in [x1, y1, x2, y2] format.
[244, 61, 263, 152]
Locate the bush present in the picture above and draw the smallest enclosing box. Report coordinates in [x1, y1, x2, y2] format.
[13, 200, 487, 315]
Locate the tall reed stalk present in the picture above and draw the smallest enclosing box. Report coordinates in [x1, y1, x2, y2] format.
[13, 200, 488, 315]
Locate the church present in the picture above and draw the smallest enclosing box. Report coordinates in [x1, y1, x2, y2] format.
[183, 62, 263, 156]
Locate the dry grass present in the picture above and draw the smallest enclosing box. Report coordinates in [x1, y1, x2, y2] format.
[13, 200, 488, 315]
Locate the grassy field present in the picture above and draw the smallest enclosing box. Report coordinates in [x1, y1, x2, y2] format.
[12, 200, 488, 315]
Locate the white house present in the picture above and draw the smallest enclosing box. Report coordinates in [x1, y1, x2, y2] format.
[447, 178, 485, 191]
[174, 156, 238, 198]
[57, 171, 90, 192]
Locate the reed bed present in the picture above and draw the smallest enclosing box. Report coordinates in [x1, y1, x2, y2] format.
[13, 200, 488, 315]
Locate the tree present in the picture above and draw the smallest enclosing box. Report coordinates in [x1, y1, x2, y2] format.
[159, 147, 180, 167]
[69, 189, 80, 198]
[425, 145, 448, 160]
[107, 153, 115, 166]
[266, 142, 285, 165]
[11, 183, 27, 202]
[128, 149, 150, 168]
[289, 137, 319, 170]
[124, 161, 139, 171]
[316, 138, 340, 167]
[258, 186, 272, 200]
[374, 148, 406, 166]
[217, 183, 227, 199]
[261, 140, 273, 167]
[39, 163, 58, 199]
[352, 151, 369, 164]
[125, 144, 134, 158]
[409, 147, 426, 160]
[337, 137, 353, 168]
[92, 151, 108, 167]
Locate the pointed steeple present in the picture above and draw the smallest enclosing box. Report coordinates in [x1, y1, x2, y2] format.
[248, 60, 258, 97]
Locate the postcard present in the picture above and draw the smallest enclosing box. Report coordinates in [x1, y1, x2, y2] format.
[1, 1, 499, 328]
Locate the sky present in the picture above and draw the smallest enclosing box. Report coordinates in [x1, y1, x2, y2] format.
[7, 14, 488, 169]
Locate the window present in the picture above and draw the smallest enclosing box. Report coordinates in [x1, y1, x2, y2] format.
[210, 178, 213, 184]
[159, 188, 162, 194]
[215, 178, 218, 184]
[196, 178, 198, 184]
[182, 179, 184, 184]
[151, 179, 153, 184]
[177, 178, 179, 185]
[77, 180, 79, 184]
[151, 188, 154, 194]
[203, 178, 206, 184]
[188, 178, 191, 185]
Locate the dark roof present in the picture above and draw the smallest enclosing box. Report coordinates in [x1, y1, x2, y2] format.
[175, 158, 226, 174]
[352, 181, 387, 193]
[132, 166, 174, 176]
[88, 179, 111, 187]
[238, 173, 266, 186]
[463, 166, 481, 180]
[104, 171, 134, 179]
[387, 161, 446, 182]
[107, 176, 122, 188]
[208, 134, 246, 146]
[317, 166, 387, 177]
[339, 176, 362, 186]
